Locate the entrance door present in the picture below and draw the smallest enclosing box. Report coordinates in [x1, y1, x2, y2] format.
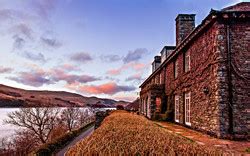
[185, 92, 191, 126]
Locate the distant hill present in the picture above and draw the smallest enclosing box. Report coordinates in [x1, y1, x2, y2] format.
[0, 84, 130, 108]
[125, 98, 139, 111]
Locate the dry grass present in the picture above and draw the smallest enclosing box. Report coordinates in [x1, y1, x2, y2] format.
[67, 111, 224, 155]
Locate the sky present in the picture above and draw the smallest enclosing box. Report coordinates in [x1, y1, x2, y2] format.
[0, 0, 246, 102]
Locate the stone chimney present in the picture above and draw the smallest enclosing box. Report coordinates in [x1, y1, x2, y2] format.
[176, 14, 195, 46]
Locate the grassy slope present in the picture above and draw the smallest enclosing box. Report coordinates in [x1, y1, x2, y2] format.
[67, 111, 225, 155]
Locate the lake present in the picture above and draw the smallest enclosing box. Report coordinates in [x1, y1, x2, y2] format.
[0, 108, 19, 139]
[0, 107, 116, 141]
[0, 107, 96, 141]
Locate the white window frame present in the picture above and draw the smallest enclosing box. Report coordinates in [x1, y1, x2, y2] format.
[185, 92, 191, 126]
[174, 60, 178, 78]
[159, 73, 162, 84]
[185, 52, 190, 72]
[175, 95, 179, 122]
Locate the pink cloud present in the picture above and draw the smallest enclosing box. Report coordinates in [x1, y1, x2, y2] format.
[132, 63, 146, 70]
[112, 94, 138, 102]
[106, 69, 122, 76]
[66, 82, 136, 95]
[8, 70, 52, 87]
[0, 66, 13, 73]
[60, 63, 79, 71]
[49, 69, 100, 84]
[126, 72, 143, 82]
[8, 65, 99, 87]
[106, 62, 147, 76]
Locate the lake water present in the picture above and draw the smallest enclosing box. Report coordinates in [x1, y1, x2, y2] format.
[0, 108, 19, 139]
[0, 107, 116, 141]
[0, 107, 96, 141]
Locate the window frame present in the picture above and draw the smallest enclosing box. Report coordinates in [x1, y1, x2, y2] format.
[175, 95, 179, 123]
[174, 60, 178, 78]
[159, 73, 162, 84]
[184, 51, 190, 72]
[185, 92, 191, 126]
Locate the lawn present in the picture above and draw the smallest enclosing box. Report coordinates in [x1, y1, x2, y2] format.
[67, 111, 224, 155]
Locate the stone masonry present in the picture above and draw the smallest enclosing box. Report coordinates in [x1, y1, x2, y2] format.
[139, 2, 250, 139]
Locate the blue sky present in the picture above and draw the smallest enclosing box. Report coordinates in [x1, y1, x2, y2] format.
[0, 0, 245, 101]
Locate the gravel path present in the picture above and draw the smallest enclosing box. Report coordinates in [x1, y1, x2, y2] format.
[56, 125, 95, 156]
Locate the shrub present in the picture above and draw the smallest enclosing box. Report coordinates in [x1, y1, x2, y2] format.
[116, 105, 124, 110]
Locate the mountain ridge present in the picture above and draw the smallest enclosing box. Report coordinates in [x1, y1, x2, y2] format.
[0, 84, 130, 107]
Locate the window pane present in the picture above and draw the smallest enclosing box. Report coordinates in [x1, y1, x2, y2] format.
[185, 92, 191, 125]
[185, 52, 190, 72]
[174, 61, 178, 78]
[175, 95, 179, 122]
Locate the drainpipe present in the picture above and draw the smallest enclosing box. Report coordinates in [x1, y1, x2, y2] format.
[226, 24, 234, 135]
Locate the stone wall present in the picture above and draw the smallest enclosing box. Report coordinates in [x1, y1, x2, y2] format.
[139, 7, 250, 139]
[165, 21, 222, 137]
[216, 18, 250, 139]
[230, 20, 250, 138]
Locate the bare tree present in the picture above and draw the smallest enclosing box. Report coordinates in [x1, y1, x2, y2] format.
[79, 109, 89, 125]
[0, 130, 40, 156]
[0, 137, 13, 155]
[61, 107, 81, 132]
[4, 108, 60, 144]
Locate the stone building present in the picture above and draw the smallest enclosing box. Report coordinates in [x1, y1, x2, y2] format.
[139, 2, 249, 139]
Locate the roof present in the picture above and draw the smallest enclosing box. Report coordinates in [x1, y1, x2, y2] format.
[139, 2, 250, 88]
[222, 2, 250, 12]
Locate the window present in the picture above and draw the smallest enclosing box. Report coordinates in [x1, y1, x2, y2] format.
[156, 97, 161, 112]
[185, 92, 191, 126]
[160, 73, 162, 84]
[184, 52, 190, 72]
[175, 95, 179, 122]
[157, 75, 160, 84]
[174, 60, 178, 78]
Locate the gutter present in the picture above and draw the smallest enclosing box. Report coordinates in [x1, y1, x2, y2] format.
[226, 24, 234, 135]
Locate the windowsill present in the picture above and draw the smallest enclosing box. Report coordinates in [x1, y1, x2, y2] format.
[175, 120, 179, 123]
[185, 122, 191, 126]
